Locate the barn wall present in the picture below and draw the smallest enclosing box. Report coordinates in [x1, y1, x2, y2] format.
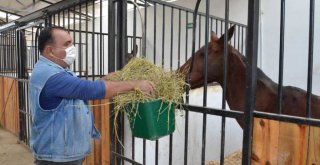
[261, 0, 320, 95]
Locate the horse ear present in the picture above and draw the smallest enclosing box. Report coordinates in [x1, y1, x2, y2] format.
[211, 31, 219, 42]
[131, 45, 138, 56]
[217, 25, 235, 46]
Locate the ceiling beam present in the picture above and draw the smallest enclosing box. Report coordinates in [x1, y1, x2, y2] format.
[0, 7, 23, 17]
[40, 0, 93, 19]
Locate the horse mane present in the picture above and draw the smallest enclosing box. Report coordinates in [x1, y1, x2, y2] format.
[230, 47, 278, 92]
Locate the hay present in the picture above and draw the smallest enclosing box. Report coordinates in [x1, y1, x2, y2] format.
[207, 150, 242, 165]
[108, 57, 186, 108]
[108, 57, 187, 142]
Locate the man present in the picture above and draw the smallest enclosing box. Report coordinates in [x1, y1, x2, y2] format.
[29, 26, 155, 165]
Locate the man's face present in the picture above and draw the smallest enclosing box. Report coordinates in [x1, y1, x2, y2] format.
[49, 29, 73, 59]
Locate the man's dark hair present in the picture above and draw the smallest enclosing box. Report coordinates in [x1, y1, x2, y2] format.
[38, 26, 68, 54]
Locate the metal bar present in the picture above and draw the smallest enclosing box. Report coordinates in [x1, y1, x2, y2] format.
[277, 0, 285, 114]
[241, 27, 244, 54]
[184, 10, 189, 165]
[108, 0, 116, 163]
[199, 15, 201, 49]
[92, 1, 95, 80]
[161, 5, 165, 68]
[143, 0, 147, 58]
[178, 9, 181, 67]
[133, 0, 137, 61]
[254, 111, 320, 127]
[170, 7, 173, 70]
[242, 0, 260, 164]
[79, 3, 82, 77]
[99, 0, 103, 78]
[169, 134, 173, 165]
[201, 0, 210, 164]
[237, 26, 240, 50]
[58, 11, 60, 26]
[185, 11, 188, 61]
[153, 3, 156, 64]
[63, 9, 65, 27]
[73, 5, 76, 68]
[85, 1, 89, 79]
[155, 140, 159, 165]
[306, 0, 315, 118]
[220, 0, 230, 164]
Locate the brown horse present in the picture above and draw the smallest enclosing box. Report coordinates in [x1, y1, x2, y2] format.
[177, 26, 320, 127]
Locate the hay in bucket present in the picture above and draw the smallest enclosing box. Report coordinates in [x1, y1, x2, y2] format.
[108, 57, 187, 141]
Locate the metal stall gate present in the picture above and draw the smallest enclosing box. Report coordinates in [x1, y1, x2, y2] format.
[109, 0, 248, 165]
[0, 0, 318, 165]
[110, 0, 320, 165]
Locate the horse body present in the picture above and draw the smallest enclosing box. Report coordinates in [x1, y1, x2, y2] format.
[178, 26, 320, 127]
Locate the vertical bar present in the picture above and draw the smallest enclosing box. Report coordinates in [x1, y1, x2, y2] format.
[184, 11, 189, 165]
[153, 3, 157, 64]
[63, 9, 65, 28]
[306, 0, 315, 118]
[108, 0, 116, 163]
[58, 11, 60, 26]
[199, 15, 201, 49]
[162, 5, 165, 68]
[170, 7, 173, 70]
[241, 27, 244, 54]
[73, 6, 76, 68]
[242, 0, 260, 164]
[133, 0, 137, 60]
[277, 0, 285, 114]
[52, 14, 56, 26]
[201, 0, 210, 164]
[85, 2, 89, 79]
[117, 0, 127, 69]
[155, 140, 159, 165]
[116, 2, 127, 164]
[92, 1, 95, 80]
[100, 0, 103, 78]
[79, 3, 82, 77]
[221, 1, 230, 165]
[185, 11, 188, 61]
[143, 0, 147, 58]
[143, 2, 147, 163]
[237, 26, 240, 50]
[178, 9, 181, 67]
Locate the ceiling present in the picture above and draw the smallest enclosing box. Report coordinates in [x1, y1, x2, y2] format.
[0, 0, 179, 25]
[0, 0, 62, 24]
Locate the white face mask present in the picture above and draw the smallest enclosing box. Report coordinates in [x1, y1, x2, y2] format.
[63, 45, 77, 66]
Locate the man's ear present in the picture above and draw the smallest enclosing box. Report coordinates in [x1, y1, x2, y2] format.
[217, 25, 235, 46]
[43, 45, 53, 56]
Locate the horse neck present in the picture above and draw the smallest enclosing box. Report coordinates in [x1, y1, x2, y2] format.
[218, 50, 247, 111]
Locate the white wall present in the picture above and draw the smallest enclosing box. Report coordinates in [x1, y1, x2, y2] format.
[260, 0, 320, 94]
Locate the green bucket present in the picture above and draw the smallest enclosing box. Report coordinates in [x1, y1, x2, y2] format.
[126, 99, 175, 140]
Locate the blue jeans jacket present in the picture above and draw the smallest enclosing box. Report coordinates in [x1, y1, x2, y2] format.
[29, 56, 101, 162]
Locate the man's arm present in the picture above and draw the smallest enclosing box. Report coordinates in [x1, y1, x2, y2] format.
[103, 80, 155, 99]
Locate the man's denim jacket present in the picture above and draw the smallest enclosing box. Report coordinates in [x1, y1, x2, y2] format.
[29, 56, 101, 162]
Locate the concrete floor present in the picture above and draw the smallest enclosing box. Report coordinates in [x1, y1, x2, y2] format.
[0, 127, 34, 165]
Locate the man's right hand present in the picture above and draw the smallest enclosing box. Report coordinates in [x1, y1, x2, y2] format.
[132, 80, 156, 96]
[103, 80, 156, 99]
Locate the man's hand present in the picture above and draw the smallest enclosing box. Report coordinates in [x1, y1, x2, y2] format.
[132, 80, 156, 96]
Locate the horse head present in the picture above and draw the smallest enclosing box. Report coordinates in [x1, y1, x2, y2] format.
[177, 26, 235, 89]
